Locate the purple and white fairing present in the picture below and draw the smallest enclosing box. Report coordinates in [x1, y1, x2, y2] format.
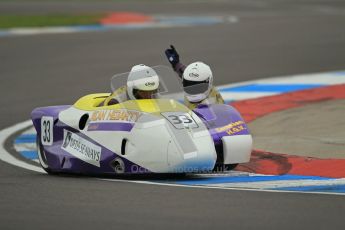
[193, 104, 250, 143]
[31, 102, 252, 175]
[193, 104, 252, 165]
[31, 106, 150, 174]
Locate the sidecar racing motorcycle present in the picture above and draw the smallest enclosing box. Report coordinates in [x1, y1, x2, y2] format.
[31, 66, 252, 174]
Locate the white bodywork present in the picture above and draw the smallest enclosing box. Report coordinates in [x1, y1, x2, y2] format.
[222, 135, 253, 164]
[59, 106, 217, 173]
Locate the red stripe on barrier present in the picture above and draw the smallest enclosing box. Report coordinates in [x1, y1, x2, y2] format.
[232, 84, 345, 178]
[100, 12, 153, 25]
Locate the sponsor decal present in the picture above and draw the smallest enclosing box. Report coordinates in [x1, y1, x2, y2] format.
[189, 72, 199, 78]
[215, 121, 247, 135]
[90, 109, 141, 123]
[61, 130, 102, 167]
[145, 82, 155, 87]
[62, 131, 72, 148]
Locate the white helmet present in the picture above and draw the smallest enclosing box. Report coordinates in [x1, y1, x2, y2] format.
[182, 62, 213, 103]
[127, 64, 160, 100]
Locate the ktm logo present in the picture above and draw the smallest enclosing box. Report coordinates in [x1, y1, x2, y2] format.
[189, 72, 199, 78]
[145, 82, 155, 86]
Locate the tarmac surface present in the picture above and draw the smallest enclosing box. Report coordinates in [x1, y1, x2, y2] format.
[249, 99, 345, 159]
[1, 0, 345, 229]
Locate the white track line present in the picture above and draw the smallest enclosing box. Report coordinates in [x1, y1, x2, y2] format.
[14, 143, 36, 152]
[220, 92, 278, 101]
[218, 71, 345, 90]
[101, 178, 345, 196]
[198, 178, 345, 189]
[0, 120, 44, 173]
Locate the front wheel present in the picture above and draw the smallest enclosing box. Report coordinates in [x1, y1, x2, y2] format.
[36, 137, 54, 174]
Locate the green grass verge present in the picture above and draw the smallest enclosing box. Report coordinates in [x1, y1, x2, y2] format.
[0, 14, 106, 29]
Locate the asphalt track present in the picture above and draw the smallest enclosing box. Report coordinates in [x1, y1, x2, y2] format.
[1, 0, 345, 229]
[250, 98, 345, 158]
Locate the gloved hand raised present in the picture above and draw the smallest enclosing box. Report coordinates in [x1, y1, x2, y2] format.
[165, 45, 180, 68]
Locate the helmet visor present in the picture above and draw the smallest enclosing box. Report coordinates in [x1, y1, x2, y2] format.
[183, 79, 209, 95]
[133, 88, 158, 99]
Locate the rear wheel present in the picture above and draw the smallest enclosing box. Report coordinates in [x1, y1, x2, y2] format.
[36, 136, 54, 174]
[213, 141, 239, 172]
[213, 163, 238, 172]
[224, 163, 238, 171]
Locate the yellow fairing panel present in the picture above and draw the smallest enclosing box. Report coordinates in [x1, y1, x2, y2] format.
[73, 93, 190, 113]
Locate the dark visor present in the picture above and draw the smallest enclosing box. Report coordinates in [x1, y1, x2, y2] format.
[133, 88, 158, 99]
[183, 79, 209, 95]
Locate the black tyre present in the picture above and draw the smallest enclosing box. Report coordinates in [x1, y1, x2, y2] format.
[213, 163, 238, 172]
[36, 136, 54, 174]
[224, 163, 238, 171]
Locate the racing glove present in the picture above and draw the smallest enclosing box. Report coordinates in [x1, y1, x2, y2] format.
[165, 45, 180, 68]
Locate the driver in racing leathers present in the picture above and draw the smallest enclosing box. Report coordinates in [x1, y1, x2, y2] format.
[103, 64, 160, 106]
[165, 45, 224, 110]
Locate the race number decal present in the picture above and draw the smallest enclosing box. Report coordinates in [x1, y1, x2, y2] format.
[41, 116, 53, 146]
[162, 112, 199, 129]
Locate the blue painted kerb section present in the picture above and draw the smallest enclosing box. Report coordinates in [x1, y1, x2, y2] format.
[19, 151, 38, 159]
[14, 134, 36, 144]
[154, 175, 333, 185]
[273, 184, 345, 193]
